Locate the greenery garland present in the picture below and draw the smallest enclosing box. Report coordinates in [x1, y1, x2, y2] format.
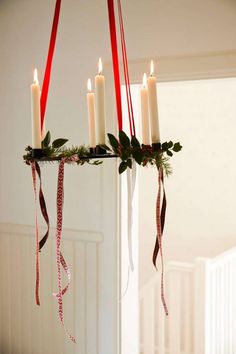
[23, 130, 182, 175]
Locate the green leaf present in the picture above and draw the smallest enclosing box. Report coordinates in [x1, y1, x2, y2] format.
[119, 130, 130, 148]
[167, 141, 173, 149]
[119, 161, 127, 174]
[52, 138, 68, 149]
[166, 150, 173, 157]
[92, 160, 103, 165]
[99, 144, 111, 151]
[131, 136, 141, 149]
[127, 159, 132, 169]
[161, 142, 168, 151]
[121, 149, 130, 161]
[42, 131, 51, 148]
[107, 133, 119, 151]
[132, 150, 143, 164]
[173, 142, 182, 152]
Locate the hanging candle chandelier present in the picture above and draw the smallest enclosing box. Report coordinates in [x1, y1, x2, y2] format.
[24, 0, 182, 342]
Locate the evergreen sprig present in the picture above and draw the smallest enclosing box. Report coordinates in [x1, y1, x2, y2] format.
[23, 130, 182, 174]
[105, 130, 182, 175]
[23, 131, 102, 166]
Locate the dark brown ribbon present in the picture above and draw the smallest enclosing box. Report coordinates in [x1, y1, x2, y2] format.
[152, 168, 166, 266]
[31, 162, 50, 306]
[153, 167, 168, 315]
[34, 162, 50, 251]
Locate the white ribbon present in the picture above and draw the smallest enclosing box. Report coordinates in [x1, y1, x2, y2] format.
[126, 163, 137, 272]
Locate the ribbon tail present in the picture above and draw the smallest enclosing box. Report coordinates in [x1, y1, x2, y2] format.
[161, 170, 167, 234]
[153, 168, 168, 315]
[127, 163, 137, 272]
[152, 168, 167, 265]
[53, 252, 71, 298]
[31, 162, 40, 306]
[34, 162, 50, 251]
[55, 160, 76, 343]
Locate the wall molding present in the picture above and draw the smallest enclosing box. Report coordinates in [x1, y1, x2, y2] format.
[105, 50, 236, 83]
[0, 222, 102, 243]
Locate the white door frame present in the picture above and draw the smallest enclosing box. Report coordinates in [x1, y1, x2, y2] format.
[102, 49, 236, 354]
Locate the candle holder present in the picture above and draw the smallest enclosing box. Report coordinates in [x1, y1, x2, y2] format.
[89, 147, 96, 155]
[95, 145, 107, 155]
[152, 142, 161, 152]
[32, 148, 43, 158]
[141, 144, 152, 151]
[24, 130, 182, 174]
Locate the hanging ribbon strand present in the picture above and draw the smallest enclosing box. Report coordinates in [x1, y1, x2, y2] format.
[153, 169, 167, 263]
[107, 0, 123, 131]
[31, 161, 50, 306]
[153, 168, 168, 316]
[40, 0, 62, 130]
[117, 0, 136, 137]
[55, 158, 76, 343]
[126, 163, 137, 271]
[35, 162, 50, 250]
[31, 162, 41, 306]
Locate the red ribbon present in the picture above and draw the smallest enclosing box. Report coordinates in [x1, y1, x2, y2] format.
[153, 168, 168, 315]
[107, 0, 123, 131]
[117, 0, 135, 137]
[40, 0, 62, 130]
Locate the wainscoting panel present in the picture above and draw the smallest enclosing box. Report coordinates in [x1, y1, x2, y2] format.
[0, 224, 102, 354]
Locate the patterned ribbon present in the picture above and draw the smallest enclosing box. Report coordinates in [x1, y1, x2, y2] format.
[31, 159, 76, 341]
[153, 168, 168, 315]
[54, 157, 78, 343]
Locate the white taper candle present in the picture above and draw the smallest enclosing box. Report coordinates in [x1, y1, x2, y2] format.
[87, 78, 96, 148]
[95, 58, 106, 145]
[148, 60, 160, 143]
[140, 73, 150, 145]
[31, 68, 41, 149]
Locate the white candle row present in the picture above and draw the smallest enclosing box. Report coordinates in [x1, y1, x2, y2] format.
[141, 60, 160, 145]
[87, 58, 106, 148]
[31, 60, 160, 150]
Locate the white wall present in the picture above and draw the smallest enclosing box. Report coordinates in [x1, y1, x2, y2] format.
[0, 223, 102, 354]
